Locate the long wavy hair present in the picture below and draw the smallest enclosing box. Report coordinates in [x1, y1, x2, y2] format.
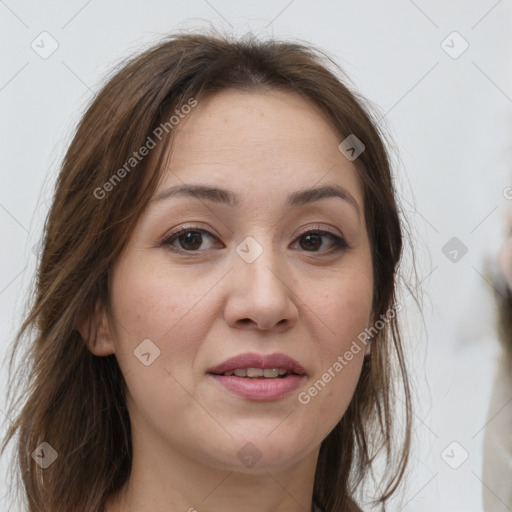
[1, 29, 414, 512]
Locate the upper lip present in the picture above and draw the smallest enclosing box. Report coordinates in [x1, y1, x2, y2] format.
[208, 352, 306, 375]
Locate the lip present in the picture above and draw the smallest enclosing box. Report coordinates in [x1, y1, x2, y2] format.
[209, 373, 305, 401]
[207, 352, 307, 402]
[207, 352, 306, 376]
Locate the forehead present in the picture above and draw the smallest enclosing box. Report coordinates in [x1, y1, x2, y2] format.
[157, 88, 364, 205]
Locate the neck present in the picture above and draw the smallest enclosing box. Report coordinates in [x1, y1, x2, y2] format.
[106, 418, 320, 512]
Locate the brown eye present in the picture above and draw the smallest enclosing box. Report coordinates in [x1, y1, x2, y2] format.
[299, 233, 322, 251]
[177, 231, 203, 251]
[162, 228, 220, 252]
[295, 230, 348, 253]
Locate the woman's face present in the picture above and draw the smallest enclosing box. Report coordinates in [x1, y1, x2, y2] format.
[99, 89, 374, 473]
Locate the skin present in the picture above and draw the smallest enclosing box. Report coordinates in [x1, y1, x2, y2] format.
[83, 89, 374, 512]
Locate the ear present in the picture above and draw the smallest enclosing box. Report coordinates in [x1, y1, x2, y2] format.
[76, 299, 115, 356]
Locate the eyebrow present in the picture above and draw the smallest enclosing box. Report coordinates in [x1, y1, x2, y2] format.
[153, 183, 361, 220]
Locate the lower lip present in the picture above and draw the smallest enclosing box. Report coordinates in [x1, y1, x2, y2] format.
[209, 374, 305, 401]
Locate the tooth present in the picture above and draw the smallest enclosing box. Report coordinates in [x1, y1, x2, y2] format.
[234, 368, 248, 377]
[263, 368, 279, 378]
[278, 369, 288, 376]
[246, 368, 263, 378]
[223, 370, 234, 376]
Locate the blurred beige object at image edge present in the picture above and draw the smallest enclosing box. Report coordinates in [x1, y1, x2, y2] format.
[482, 206, 512, 512]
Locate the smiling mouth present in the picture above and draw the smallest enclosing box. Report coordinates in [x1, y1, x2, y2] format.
[207, 352, 307, 400]
[210, 367, 303, 379]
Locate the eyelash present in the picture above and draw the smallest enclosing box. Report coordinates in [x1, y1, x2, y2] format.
[161, 225, 349, 255]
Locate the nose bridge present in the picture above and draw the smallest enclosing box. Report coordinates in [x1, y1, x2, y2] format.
[235, 232, 287, 286]
[224, 233, 298, 330]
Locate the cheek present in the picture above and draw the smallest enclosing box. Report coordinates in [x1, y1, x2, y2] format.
[108, 253, 223, 393]
[315, 271, 372, 352]
[107, 257, 212, 420]
[110, 268, 175, 341]
[304, 272, 371, 411]
[109, 252, 215, 340]
[108, 257, 181, 370]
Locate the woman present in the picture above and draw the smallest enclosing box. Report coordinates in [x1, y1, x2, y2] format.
[1, 30, 413, 512]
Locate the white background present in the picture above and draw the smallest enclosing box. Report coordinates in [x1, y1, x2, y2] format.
[1, 1, 511, 511]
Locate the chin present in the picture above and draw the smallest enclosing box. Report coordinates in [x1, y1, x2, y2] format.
[197, 433, 313, 474]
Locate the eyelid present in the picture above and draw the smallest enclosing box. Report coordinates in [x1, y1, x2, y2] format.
[294, 223, 343, 239]
[164, 223, 216, 239]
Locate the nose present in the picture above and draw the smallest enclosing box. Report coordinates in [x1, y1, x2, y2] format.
[223, 242, 299, 332]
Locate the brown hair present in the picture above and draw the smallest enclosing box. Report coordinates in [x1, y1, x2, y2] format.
[1, 29, 413, 512]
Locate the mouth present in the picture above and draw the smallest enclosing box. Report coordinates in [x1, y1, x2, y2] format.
[207, 353, 307, 401]
[210, 367, 303, 378]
